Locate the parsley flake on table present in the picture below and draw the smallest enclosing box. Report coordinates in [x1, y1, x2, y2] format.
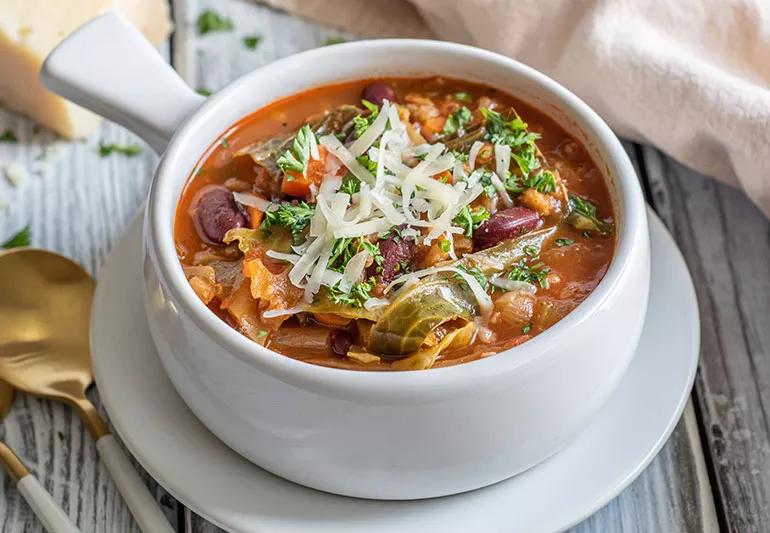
[1, 227, 30, 249]
[0, 129, 18, 143]
[98, 142, 142, 157]
[242, 35, 261, 50]
[197, 9, 234, 35]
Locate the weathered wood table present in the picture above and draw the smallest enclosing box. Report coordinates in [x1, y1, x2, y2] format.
[0, 1, 767, 531]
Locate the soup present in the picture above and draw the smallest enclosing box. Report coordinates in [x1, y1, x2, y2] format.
[174, 77, 615, 371]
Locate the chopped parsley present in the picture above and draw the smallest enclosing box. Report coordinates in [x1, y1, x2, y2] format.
[453, 205, 489, 237]
[454, 92, 473, 103]
[220, 137, 230, 148]
[327, 277, 374, 308]
[1, 227, 30, 249]
[522, 323, 532, 334]
[242, 35, 261, 49]
[340, 174, 361, 196]
[504, 174, 524, 194]
[511, 142, 541, 176]
[98, 142, 142, 157]
[360, 240, 384, 268]
[524, 170, 557, 194]
[451, 150, 469, 163]
[352, 100, 379, 138]
[455, 264, 488, 291]
[523, 244, 539, 258]
[356, 153, 378, 174]
[328, 237, 383, 273]
[478, 171, 498, 198]
[197, 9, 234, 35]
[0, 129, 18, 143]
[276, 124, 314, 175]
[508, 259, 550, 289]
[260, 201, 315, 241]
[555, 238, 574, 247]
[441, 106, 472, 137]
[196, 88, 212, 96]
[481, 107, 542, 175]
[324, 36, 347, 46]
[567, 194, 611, 234]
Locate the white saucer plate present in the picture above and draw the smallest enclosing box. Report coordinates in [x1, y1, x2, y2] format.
[91, 209, 699, 533]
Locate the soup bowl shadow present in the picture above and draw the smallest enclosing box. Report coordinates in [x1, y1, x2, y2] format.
[41, 13, 649, 499]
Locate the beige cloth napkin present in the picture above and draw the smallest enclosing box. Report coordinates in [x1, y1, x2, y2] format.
[261, 0, 770, 217]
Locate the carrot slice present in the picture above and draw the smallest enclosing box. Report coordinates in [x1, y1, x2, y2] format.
[421, 116, 446, 139]
[246, 206, 263, 229]
[281, 146, 327, 197]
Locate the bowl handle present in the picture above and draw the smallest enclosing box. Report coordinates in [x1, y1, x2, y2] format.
[40, 12, 204, 153]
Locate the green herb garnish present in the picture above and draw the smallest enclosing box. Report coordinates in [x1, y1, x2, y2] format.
[98, 142, 142, 157]
[0, 129, 18, 143]
[555, 238, 574, 247]
[454, 92, 473, 103]
[481, 107, 542, 175]
[261, 201, 315, 241]
[356, 153, 378, 174]
[1, 227, 30, 249]
[220, 137, 230, 148]
[504, 174, 524, 194]
[524, 170, 557, 194]
[327, 277, 374, 308]
[508, 259, 550, 289]
[453, 205, 490, 237]
[340, 174, 361, 196]
[451, 150, 469, 163]
[196, 88, 213, 96]
[522, 323, 532, 334]
[197, 9, 234, 35]
[455, 264, 489, 290]
[352, 100, 379, 138]
[566, 194, 611, 234]
[276, 124, 314, 175]
[510, 143, 541, 176]
[438, 239, 452, 253]
[441, 106, 472, 137]
[327, 237, 383, 273]
[242, 35, 261, 49]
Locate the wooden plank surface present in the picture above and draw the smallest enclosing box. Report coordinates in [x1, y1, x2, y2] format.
[0, 34, 180, 530]
[643, 146, 770, 532]
[0, 106, 179, 531]
[1, 0, 765, 531]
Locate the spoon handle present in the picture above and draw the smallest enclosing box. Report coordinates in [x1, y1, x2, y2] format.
[96, 435, 174, 533]
[17, 475, 80, 533]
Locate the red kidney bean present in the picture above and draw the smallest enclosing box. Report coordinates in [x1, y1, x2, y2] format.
[330, 330, 353, 357]
[362, 82, 396, 106]
[191, 185, 247, 245]
[368, 234, 415, 283]
[473, 207, 542, 250]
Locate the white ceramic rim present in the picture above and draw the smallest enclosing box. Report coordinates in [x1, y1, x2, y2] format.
[148, 39, 644, 397]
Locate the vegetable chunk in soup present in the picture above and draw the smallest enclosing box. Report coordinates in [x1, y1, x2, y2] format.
[174, 77, 615, 371]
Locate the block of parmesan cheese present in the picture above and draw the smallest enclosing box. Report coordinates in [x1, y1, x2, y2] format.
[0, 0, 171, 138]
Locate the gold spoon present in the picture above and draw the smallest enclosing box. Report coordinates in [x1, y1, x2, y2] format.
[0, 249, 173, 533]
[0, 381, 80, 532]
